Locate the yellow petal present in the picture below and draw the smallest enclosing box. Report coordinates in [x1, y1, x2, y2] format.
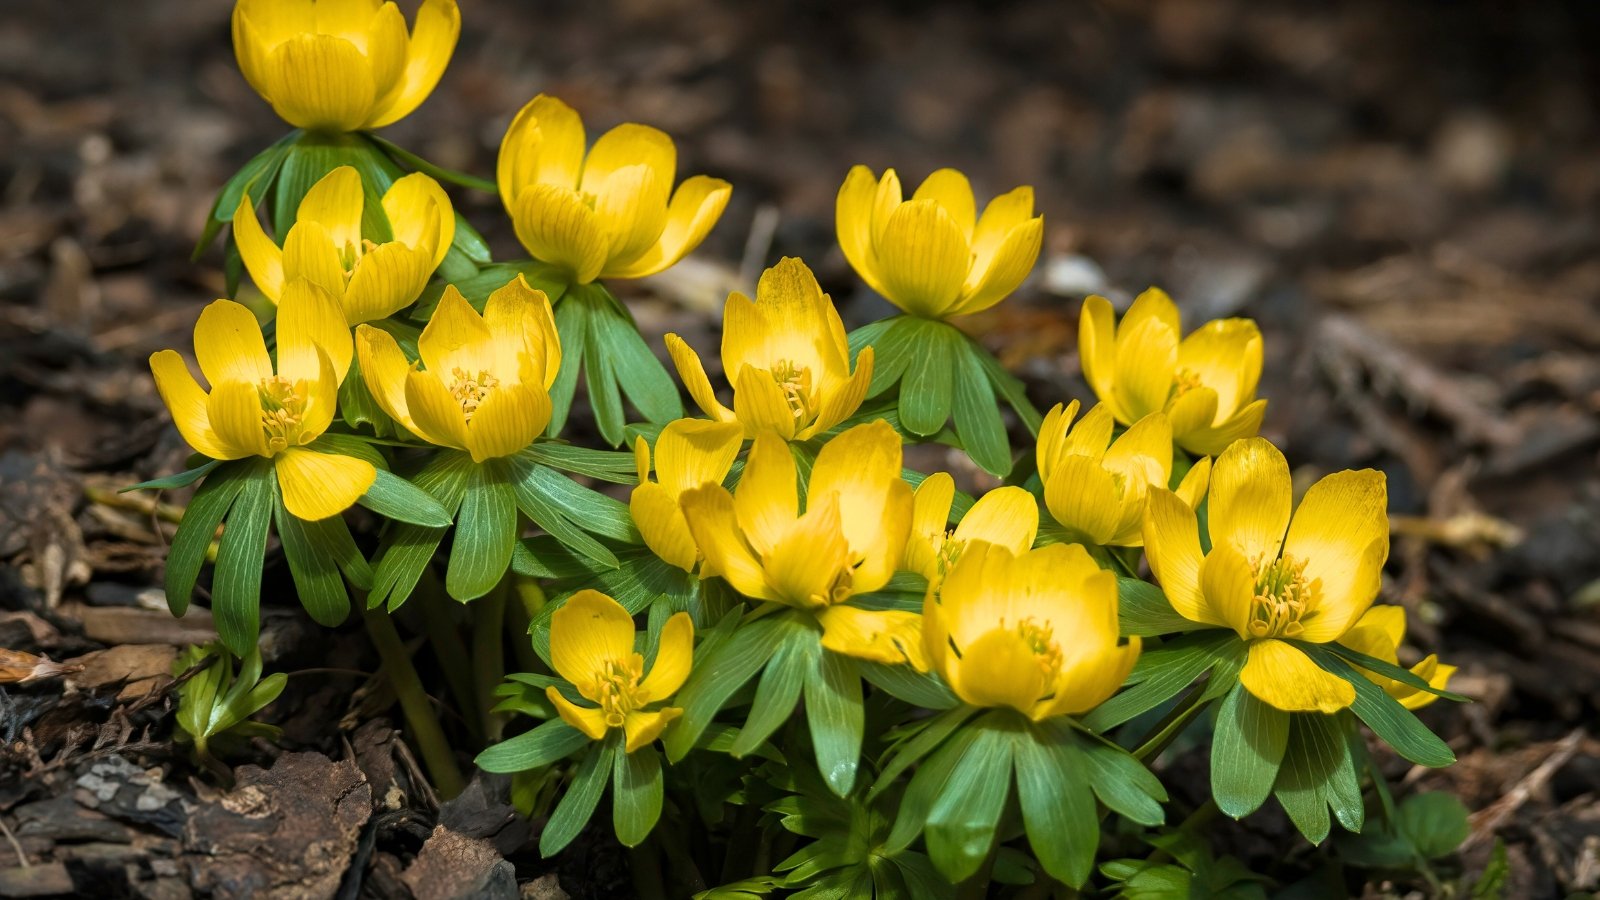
[547, 688, 609, 742]
[497, 93, 586, 204]
[807, 420, 906, 569]
[732, 364, 799, 440]
[1240, 639, 1355, 714]
[296, 347, 340, 445]
[951, 216, 1042, 316]
[465, 383, 548, 462]
[1034, 400, 1080, 483]
[869, 168, 904, 246]
[1112, 314, 1179, 423]
[854, 479, 912, 594]
[1102, 412, 1173, 492]
[638, 611, 695, 700]
[630, 482, 699, 572]
[194, 300, 271, 388]
[208, 380, 268, 458]
[1207, 437, 1291, 563]
[1179, 398, 1267, 457]
[296, 166, 365, 252]
[511, 183, 609, 284]
[664, 334, 733, 423]
[1166, 386, 1220, 440]
[734, 431, 799, 556]
[1044, 634, 1141, 719]
[590, 163, 669, 270]
[817, 606, 928, 672]
[1060, 402, 1114, 458]
[1142, 489, 1218, 627]
[603, 175, 731, 279]
[1123, 287, 1182, 338]
[622, 708, 682, 754]
[911, 168, 976, 238]
[1176, 318, 1263, 423]
[348, 2, 408, 105]
[906, 472, 954, 579]
[355, 324, 415, 432]
[722, 258, 836, 385]
[1042, 454, 1126, 546]
[282, 221, 348, 301]
[1397, 656, 1456, 711]
[1200, 542, 1259, 640]
[382, 172, 454, 270]
[873, 199, 970, 317]
[403, 368, 469, 450]
[803, 345, 873, 440]
[835, 165, 889, 296]
[763, 497, 852, 606]
[367, 0, 460, 128]
[953, 486, 1038, 554]
[148, 350, 237, 460]
[948, 626, 1046, 713]
[653, 418, 744, 498]
[1174, 456, 1212, 509]
[343, 242, 432, 324]
[276, 278, 352, 385]
[233, 0, 315, 94]
[1349, 604, 1407, 649]
[275, 446, 376, 520]
[580, 123, 677, 204]
[680, 485, 774, 601]
[417, 285, 492, 377]
[311, 0, 384, 42]
[1284, 469, 1389, 643]
[971, 186, 1035, 260]
[259, 34, 375, 132]
[1077, 298, 1123, 422]
[481, 275, 556, 383]
[231, 197, 286, 303]
[550, 590, 637, 685]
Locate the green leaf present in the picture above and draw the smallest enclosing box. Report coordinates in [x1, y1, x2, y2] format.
[948, 339, 1012, 476]
[858, 661, 959, 710]
[1324, 642, 1469, 702]
[194, 133, 294, 259]
[731, 629, 817, 757]
[513, 458, 638, 543]
[366, 133, 498, 193]
[897, 320, 956, 435]
[1081, 631, 1236, 732]
[1272, 712, 1363, 844]
[164, 463, 248, 616]
[804, 651, 863, 797]
[582, 283, 683, 425]
[1295, 643, 1455, 767]
[664, 613, 809, 761]
[524, 442, 640, 484]
[923, 716, 1017, 882]
[273, 500, 353, 627]
[1211, 684, 1290, 819]
[274, 133, 395, 242]
[369, 523, 447, 611]
[540, 741, 614, 857]
[508, 463, 621, 571]
[1075, 731, 1168, 826]
[886, 722, 981, 853]
[584, 313, 627, 446]
[870, 707, 978, 804]
[612, 746, 664, 847]
[1015, 725, 1098, 887]
[336, 355, 394, 435]
[973, 340, 1043, 435]
[124, 459, 221, 493]
[213, 462, 274, 655]
[547, 288, 589, 437]
[476, 718, 591, 773]
[1118, 577, 1204, 637]
[1396, 792, 1470, 860]
[446, 462, 518, 601]
[850, 316, 916, 397]
[414, 259, 569, 317]
[359, 468, 454, 527]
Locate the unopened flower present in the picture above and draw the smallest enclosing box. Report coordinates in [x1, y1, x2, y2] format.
[232, 0, 461, 132]
[149, 280, 375, 520]
[235, 166, 454, 325]
[356, 276, 561, 461]
[630, 418, 745, 573]
[1338, 606, 1456, 711]
[546, 590, 692, 753]
[1143, 438, 1389, 713]
[1037, 402, 1210, 547]
[924, 542, 1139, 719]
[497, 94, 731, 283]
[904, 474, 1037, 588]
[666, 258, 873, 441]
[836, 166, 1042, 319]
[1080, 288, 1265, 457]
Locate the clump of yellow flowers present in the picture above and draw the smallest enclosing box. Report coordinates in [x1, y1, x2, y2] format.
[145, 4, 1465, 891]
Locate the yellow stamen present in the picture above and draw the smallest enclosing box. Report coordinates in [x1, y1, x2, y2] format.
[1004, 615, 1062, 682]
[1247, 555, 1316, 639]
[587, 655, 649, 728]
[449, 367, 500, 421]
[257, 376, 309, 454]
[1170, 367, 1205, 401]
[769, 359, 814, 424]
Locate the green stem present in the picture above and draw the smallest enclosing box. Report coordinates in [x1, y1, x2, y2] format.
[363, 606, 467, 799]
[628, 835, 668, 900]
[1133, 684, 1214, 762]
[505, 583, 542, 675]
[473, 583, 508, 743]
[419, 579, 481, 744]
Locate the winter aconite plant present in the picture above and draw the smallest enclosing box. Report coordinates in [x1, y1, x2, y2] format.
[136, 2, 1468, 895]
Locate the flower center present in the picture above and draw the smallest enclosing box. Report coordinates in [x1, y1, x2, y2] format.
[1004, 615, 1062, 682]
[589, 655, 648, 728]
[257, 376, 309, 454]
[1169, 367, 1205, 401]
[808, 566, 854, 609]
[1248, 555, 1316, 639]
[769, 359, 815, 424]
[449, 367, 499, 421]
[338, 238, 380, 279]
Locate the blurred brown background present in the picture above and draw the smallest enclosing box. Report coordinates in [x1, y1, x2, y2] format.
[2, 0, 1599, 895]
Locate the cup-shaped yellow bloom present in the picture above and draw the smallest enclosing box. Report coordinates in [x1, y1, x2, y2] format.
[680, 420, 922, 668]
[149, 280, 375, 520]
[235, 166, 454, 326]
[1037, 401, 1211, 547]
[232, 0, 461, 132]
[630, 419, 745, 573]
[1337, 606, 1456, 711]
[496, 94, 732, 284]
[357, 276, 561, 462]
[1143, 438, 1389, 714]
[924, 542, 1139, 719]
[905, 474, 1038, 586]
[836, 166, 1043, 319]
[546, 590, 692, 753]
[666, 258, 874, 442]
[1080, 288, 1266, 457]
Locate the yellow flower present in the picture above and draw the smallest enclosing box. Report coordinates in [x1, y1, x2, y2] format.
[1037, 401, 1211, 547]
[666, 258, 874, 441]
[232, 0, 460, 132]
[680, 420, 922, 669]
[235, 166, 454, 326]
[630, 418, 745, 573]
[149, 280, 376, 520]
[1337, 606, 1456, 711]
[546, 590, 692, 753]
[496, 94, 732, 284]
[924, 542, 1139, 719]
[1143, 438, 1389, 714]
[356, 276, 561, 462]
[1079, 288, 1266, 457]
[836, 166, 1043, 319]
[905, 474, 1038, 587]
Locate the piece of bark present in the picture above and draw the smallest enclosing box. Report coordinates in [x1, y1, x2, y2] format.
[56, 603, 216, 646]
[400, 826, 518, 900]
